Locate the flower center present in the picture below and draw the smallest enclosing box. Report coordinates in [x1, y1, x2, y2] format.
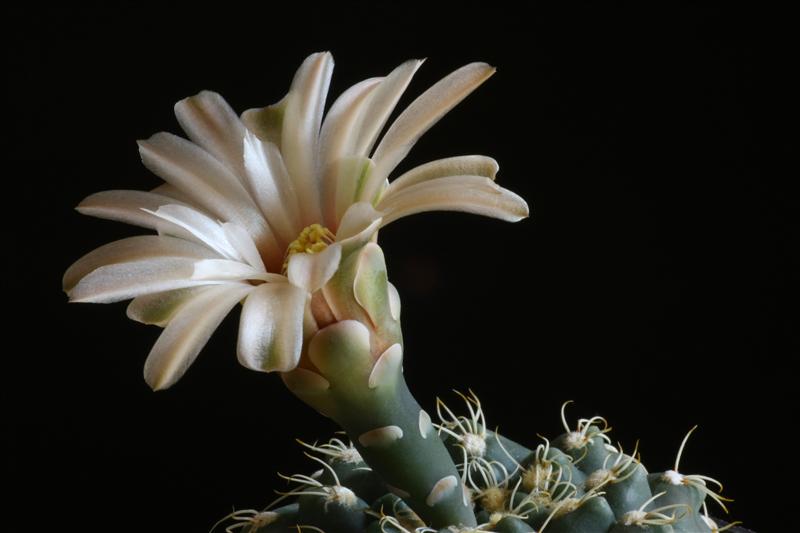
[283, 223, 335, 273]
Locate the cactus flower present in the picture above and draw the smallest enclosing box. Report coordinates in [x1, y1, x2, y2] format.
[64, 52, 528, 391]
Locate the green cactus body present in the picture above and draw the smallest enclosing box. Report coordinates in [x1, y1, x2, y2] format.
[545, 495, 617, 533]
[489, 432, 532, 471]
[648, 473, 705, 513]
[609, 524, 676, 533]
[371, 492, 424, 530]
[494, 515, 536, 532]
[554, 429, 615, 476]
[218, 400, 732, 533]
[297, 490, 371, 533]
[517, 441, 587, 497]
[669, 509, 713, 533]
[319, 458, 388, 504]
[584, 449, 653, 520]
[602, 463, 652, 519]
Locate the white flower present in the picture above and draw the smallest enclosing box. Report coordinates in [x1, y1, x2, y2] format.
[64, 52, 528, 390]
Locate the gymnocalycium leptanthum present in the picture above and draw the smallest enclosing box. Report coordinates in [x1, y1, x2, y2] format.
[64, 52, 737, 532]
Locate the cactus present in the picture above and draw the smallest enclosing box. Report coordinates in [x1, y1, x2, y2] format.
[62, 52, 739, 532]
[213, 394, 734, 532]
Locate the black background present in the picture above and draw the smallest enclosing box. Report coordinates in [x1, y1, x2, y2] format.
[5, 3, 793, 531]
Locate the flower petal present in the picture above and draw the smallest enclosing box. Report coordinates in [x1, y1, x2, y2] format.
[76, 190, 188, 229]
[387, 281, 401, 321]
[138, 132, 252, 215]
[237, 282, 307, 372]
[376, 175, 529, 226]
[280, 52, 334, 226]
[365, 63, 496, 202]
[63, 235, 216, 293]
[222, 222, 267, 273]
[68, 257, 213, 303]
[242, 130, 301, 244]
[145, 205, 241, 260]
[333, 157, 375, 225]
[241, 95, 287, 148]
[318, 78, 382, 228]
[335, 202, 383, 255]
[287, 243, 342, 293]
[174, 91, 247, 178]
[191, 259, 273, 282]
[144, 283, 253, 390]
[151, 183, 200, 205]
[352, 59, 424, 157]
[384, 155, 498, 197]
[138, 132, 280, 262]
[127, 287, 207, 327]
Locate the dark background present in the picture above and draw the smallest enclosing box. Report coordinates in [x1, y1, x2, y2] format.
[5, 3, 793, 531]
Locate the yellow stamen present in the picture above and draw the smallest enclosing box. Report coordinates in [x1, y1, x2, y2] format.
[283, 224, 335, 273]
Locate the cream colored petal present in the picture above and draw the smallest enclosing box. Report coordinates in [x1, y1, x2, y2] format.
[144, 283, 253, 390]
[237, 282, 307, 373]
[222, 222, 267, 273]
[334, 157, 375, 226]
[377, 175, 529, 226]
[387, 281, 401, 321]
[242, 130, 301, 244]
[364, 63, 496, 202]
[174, 90, 247, 177]
[127, 287, 207, 327]
[241, 94, 287, 148]
[384, 155, 498, 196]
[68, 257, 213, 303]
[318, 78, 382, 228]
[145, 205, 241, 260]
[150, 183, 198, 205]
[63, 235, 216, 293]
[318, 78, 382, 166]
[335, 202, 383, 254]
[280, 52, 334, 226]
[352, 59, 424, 157]
[76, 190, 188, 229]
[138, 132, 253, 216]
[191, 259, 270, 282]
[287, 243, 342, 293]
[138, 132, 280, 261]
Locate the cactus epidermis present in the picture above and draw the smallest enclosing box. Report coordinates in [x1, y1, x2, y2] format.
[216, 395, 734, 533]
